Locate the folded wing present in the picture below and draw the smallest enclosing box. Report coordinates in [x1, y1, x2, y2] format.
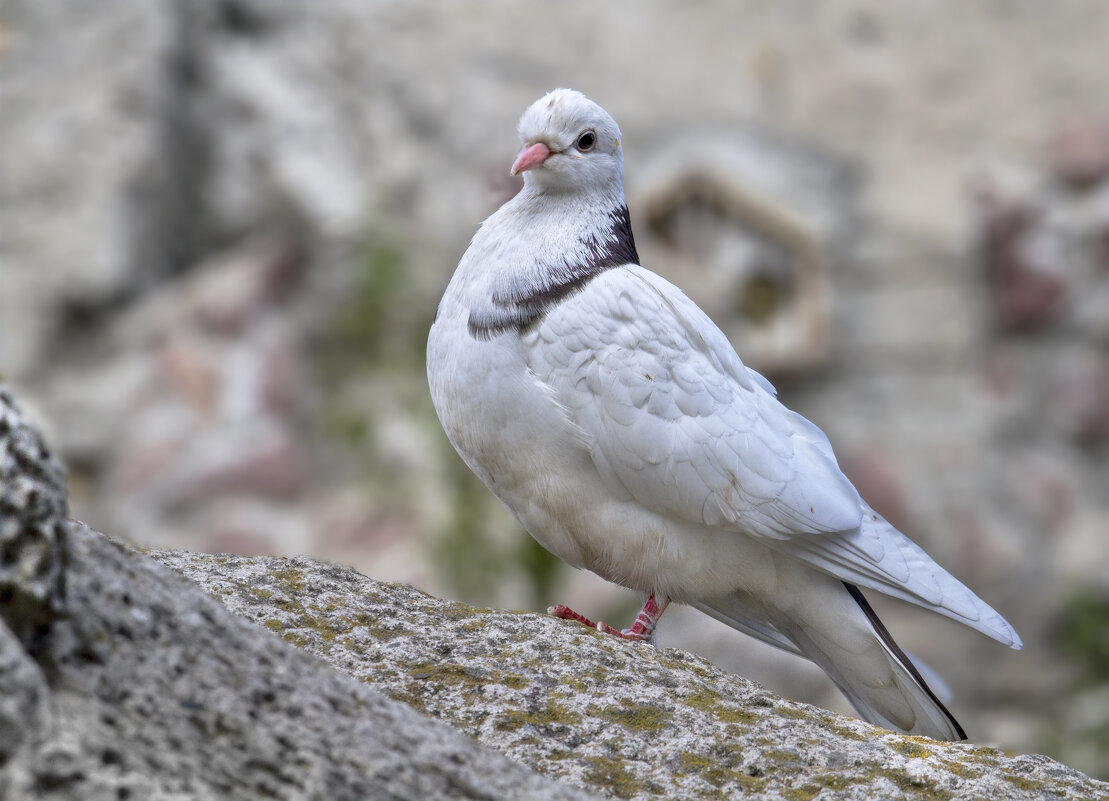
[524, 266, 1021, 648]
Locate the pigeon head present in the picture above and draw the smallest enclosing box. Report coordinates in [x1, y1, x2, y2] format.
[511, 89, 625, 193]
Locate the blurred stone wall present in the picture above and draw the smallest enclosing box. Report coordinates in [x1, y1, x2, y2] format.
[2, 0, 1108, 777]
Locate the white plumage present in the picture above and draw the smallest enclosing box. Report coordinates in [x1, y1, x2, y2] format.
[427, 88, 1020, 741]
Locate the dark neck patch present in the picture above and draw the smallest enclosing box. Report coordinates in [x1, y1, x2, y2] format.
[468, 204, 640, 340]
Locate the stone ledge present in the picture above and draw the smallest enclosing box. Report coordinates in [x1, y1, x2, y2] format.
[151, 547, 1109, 801]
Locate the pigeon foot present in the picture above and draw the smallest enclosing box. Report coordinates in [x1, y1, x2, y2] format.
[549, 594, 671, 642]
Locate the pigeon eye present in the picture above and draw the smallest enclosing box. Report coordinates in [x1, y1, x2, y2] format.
[575, 130, 597, 152]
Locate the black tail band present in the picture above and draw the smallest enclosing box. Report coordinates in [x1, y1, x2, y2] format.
[843, 581, 967, 740]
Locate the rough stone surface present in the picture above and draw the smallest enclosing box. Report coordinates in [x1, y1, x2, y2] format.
[0, 389, 68, 645]
[0, 522, 593, 801]
[151, 548, 1109, 801]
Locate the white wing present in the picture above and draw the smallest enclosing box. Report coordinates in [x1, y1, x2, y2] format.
[524, 266, 1021, 647]
[526, 266, 862, 538]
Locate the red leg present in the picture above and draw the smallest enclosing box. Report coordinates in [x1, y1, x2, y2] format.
[549, 594, 671, 642]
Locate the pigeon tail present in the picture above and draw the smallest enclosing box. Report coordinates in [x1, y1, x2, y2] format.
[698, 577, 966, 740]
[835, 582, 966, 740]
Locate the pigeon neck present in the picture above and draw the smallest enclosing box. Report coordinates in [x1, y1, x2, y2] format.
[463, 185, 639, 340]
[518, 177, 625, 210]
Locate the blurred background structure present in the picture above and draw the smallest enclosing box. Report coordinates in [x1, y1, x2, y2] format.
[3, 0, 1108, 778]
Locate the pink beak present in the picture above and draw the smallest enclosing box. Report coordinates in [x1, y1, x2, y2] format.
[510, 142, 552, 175]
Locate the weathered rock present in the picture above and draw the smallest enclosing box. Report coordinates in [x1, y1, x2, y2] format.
[151, 548, 1109, 801]
[0, 619, 54, 778]
[0, 522, 593, 801]
[0, 390, 68, 646]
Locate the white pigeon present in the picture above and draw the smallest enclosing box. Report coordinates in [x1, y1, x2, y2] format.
[427, 88, 1021, 741]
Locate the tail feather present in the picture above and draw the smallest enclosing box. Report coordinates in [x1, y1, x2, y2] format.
[783, 518, 1023, 650]
[839, 582, 965, 739]
[698, 579, 968, 741]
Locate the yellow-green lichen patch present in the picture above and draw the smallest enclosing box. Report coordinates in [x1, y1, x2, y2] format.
[817, 718, 868, 743]
[280, 630, 312, 648]
[458, 618, 491, 634]
[372, 658, 546, 724]
[715, 705, 760, 726]
[381, 684, 429, 713]
[663, 655, 716, 680]
[784, 770, 885, 801]
[881, 767, 951, 800]
[759, 747, 806, 768]
[676, 751, 764, 792]
[347, 620, 404, 643]
[501, 673, 530, 690]
[812, 772, 868, 793]
[589, 699, 672, 733]
[780, 782, 821, 801]
[967, 744, 1003, 760]
[561, 674, 589, 693]
[890, 738, 934, 759]
[428, 599, 492, 623]
[267, 566, 309, 594]
[518, 656, 612, 691]
[1001, 773, 1050, 793]
[581, 754, 648, 800]
[322, 608, 409, 644]
[538, 744, 578, 762]
[404, 660, 490, 688]
[937, 757, 983, 780]
[493, 698, 583, 733]
[681, 687, 760, 726]
[774, 704, 813, 721]
[272, 608, 354, 647]
[781, 773, 881, 801]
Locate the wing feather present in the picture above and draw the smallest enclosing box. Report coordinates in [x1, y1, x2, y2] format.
[524, 266, 862, 538]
